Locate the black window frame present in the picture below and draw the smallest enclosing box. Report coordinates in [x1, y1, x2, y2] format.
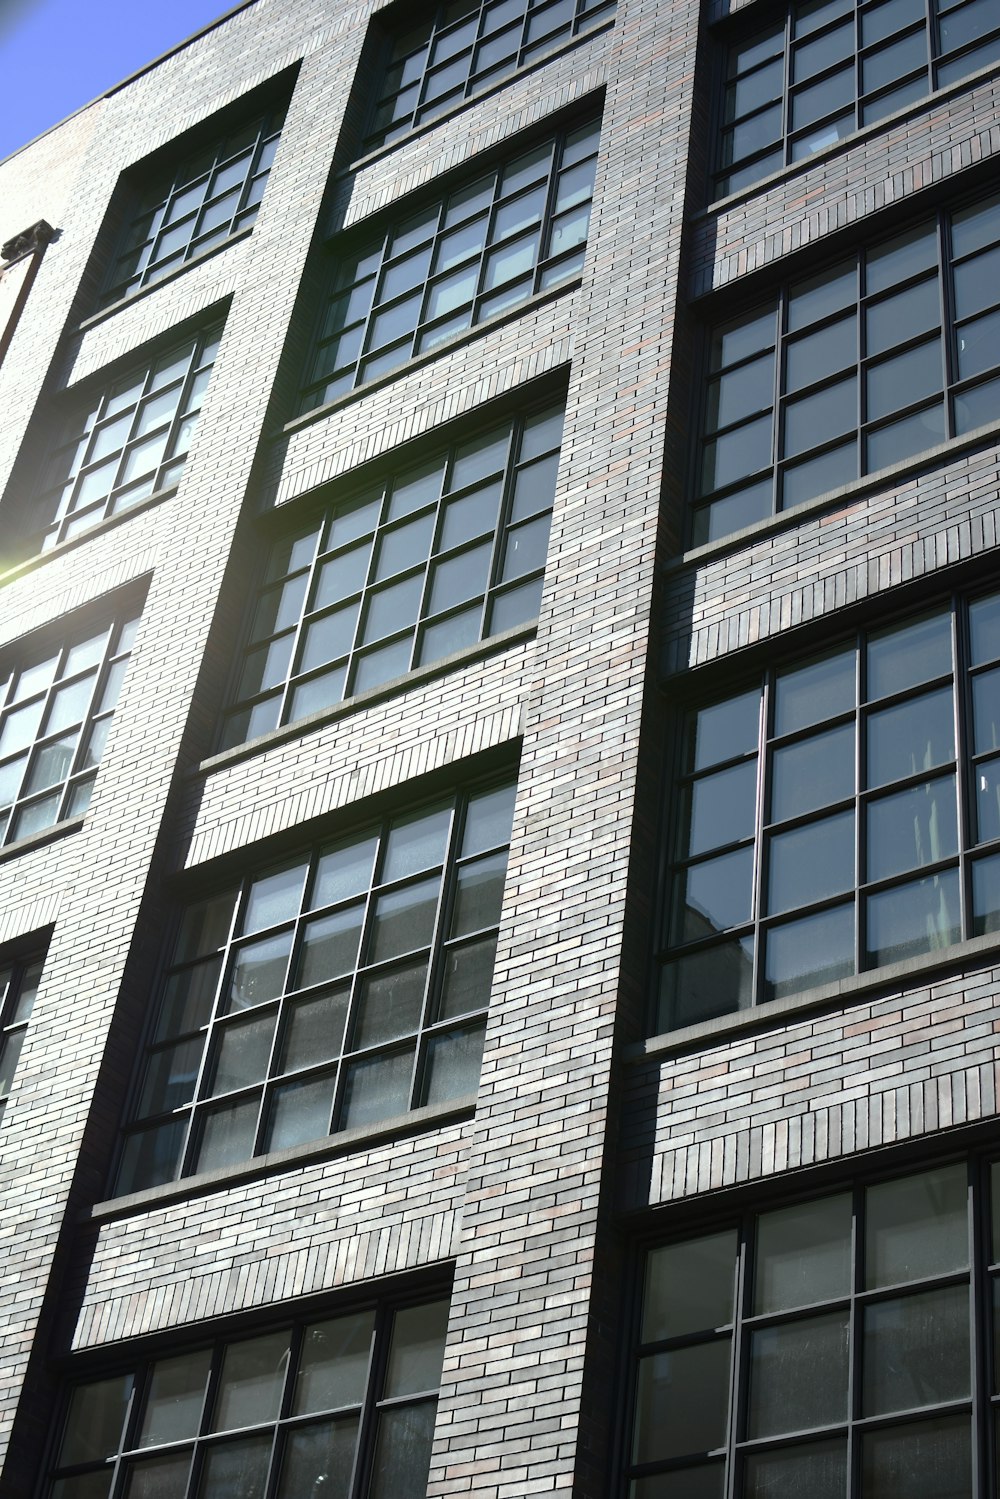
[300, 110, 601, 410]
[113, 771, 517, 1196]
[625, 1151, 1000, 1497]
[365, 0, 615, 152]
[656, 583, 1000, 1033]
[713, 0, 1000, 202]
[45, 1284, 451, 1499]
[0, 950, 45, 1126]
[220, 395, 565, 749]
[692, 189, 1000, 547]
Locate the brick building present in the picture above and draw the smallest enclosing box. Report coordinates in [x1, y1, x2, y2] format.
[0, 0, 998, 1494]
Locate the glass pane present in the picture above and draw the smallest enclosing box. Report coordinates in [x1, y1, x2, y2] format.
[781, 439, 856, 508]
[213, 1329, 291, 1430]
[863, 1283, 969, 1415]
[866, 278, 938, 357]
[280, 988, 349, 1071]
[193, 1097, 259, 1172]
[865, 1164, 968, 1286]
[59, 1375, 133, 1465]
[296, 907, 364, 989]
[462, 782, 515, 856]
[137, 1036, 203, 1116]
[0, 1029, 24, 1095]
[867, 338, 942, 422]
[369, 879, 440, 962]
[197, 1436, 272, 1499]
[276, 1417, 358, 1499]
[745, 1440, 847, 1499]
[115, 1119, 186, 1194]
[767, 810, 854, 914]
[866, 687, 954, 788]
[368, 1401, 437, 1499]
[386, 1300, 449, 1396]
[787, 262, 856, 332]
[754, 1193, 851, 1313]
[174, 895, 237, 963]
[632, 1342, 730, 1462]
[631, 1467, 725, 1498]
[867, 223, 937, 296]
[123, 1451, 193, 1498]
[774, 649, 855, 736]
[867, 775, 957, 880]
[658, 938, 755, 1029]
[139, 1350, 211, 1446]
[673, 846, 753, 941]
[771, 722, 855, 821]
[973, 666, 1000, 751]
[765, 902, 854, 999]
[423, 1023, 485, 1103]
[340, 1047, 414, 1129]
[313, 835, 378, 908]
[642, 1231, 737, 1340]
[295, 1311, 375, 1413]
[440, 483, 502, 549]
[710, 308, 777, 371]
[437, 934, 498, 1018]
[156, 957, 222, 1039]
[706, 353, 775, 431]
[748, 1312, 849, 1437]
[227, 932, 292, 1011]
[208, 1013, 276, 1095]
[265, 1074, 335, 1152]
[450, 852, 507, 936]
[691, 690, 760, 771]
[972, 851, 1000, 934]
[785, 316, 855, 393]
[866, 402, 945, 470]
[382, 807, 450, 881]
[354, 960, 427, 1047]
[783, 375, 856, 458]
[865, 869, 961, 966]
[860, 1414, 970, 1498]
[683, 760, 757, 857]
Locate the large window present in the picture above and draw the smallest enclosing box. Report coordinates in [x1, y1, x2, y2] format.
[0, 952, 44, 1126]
[300, 115, 599, 408]
[694, 192, 1000, 545]
[627, 1157, 1000, 1498]
[115, 777, 515, 1194]
[717, 0, 1000, 199]
[102, 106, 285, 305]
[658, 589, 1000, 1031]
[28, 326, 221, 555]
[47, 1290, 449, 1499]
[0, 609, 139, 851]
[367, 0, 615, 150]
[222, 401, 562, 749]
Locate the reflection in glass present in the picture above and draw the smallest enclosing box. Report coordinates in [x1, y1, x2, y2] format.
[863, 1284, 969, 1415]
[865, 1165, 968, 1287]
[748, 1312, 849, 1437]
[632, 1343, 730, 1463]
[643, 1231, 737, 1341]
[755, 1194, 851, 1313]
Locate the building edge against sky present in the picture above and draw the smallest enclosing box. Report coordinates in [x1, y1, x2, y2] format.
[0, 0, 998, 1495]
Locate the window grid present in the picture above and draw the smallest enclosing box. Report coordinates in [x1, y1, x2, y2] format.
[102, 107, 285, 305]
[33, 326, 221, 555]
[115, 778, 516, 1195]
[0, 611, 139, 852]
[0, 954, 44, 1127]
[367, 0, 615, 150]
[717, 0, 1000, 200]
[658, 588, 1000, 1033]
[301, 115, 600, 409]
[694, 193, 1000, 546]
[627, 1158, 1000, 1497]
[221, 401, 564, 750]
[47, 1293, 450, 1499]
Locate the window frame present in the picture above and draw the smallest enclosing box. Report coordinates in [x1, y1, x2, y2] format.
[0, 950, 45, 1126]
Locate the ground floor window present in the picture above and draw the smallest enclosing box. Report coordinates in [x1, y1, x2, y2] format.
[628, 1156, 1000, 1497]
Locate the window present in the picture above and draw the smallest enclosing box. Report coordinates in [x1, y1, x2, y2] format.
[367, 0, 615, 150]
[694, 193, 1000, 544]
[115, 777, 515, 1194]
[47, 1291, 449, 1499]
[27, 326, 221, 555]
[659, 589, 1000, 1031]
[0, 953, 44, 1126]
[717, 0, 1000, 199]
[627, 1157, 1000, 1498]
[102, 106, 285, 305]
[0, 609, 139, 851]
[222, 401, 562, 748]
[301, 115, 599, 408]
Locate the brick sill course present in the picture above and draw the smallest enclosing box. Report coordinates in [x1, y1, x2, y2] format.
[667, 416, 1000, 581]
[634, 927, 1000, 1064]
[0, 484, 177, 592]
[343, 17, 615, 178]
[698, 56, 1000, 226]
[85, 1096, 476, 1225]
[196, 620, 535, 777]
[75, 226, 252, 335]
[282, 278, 580, 441]
[0, 814, 83, 868]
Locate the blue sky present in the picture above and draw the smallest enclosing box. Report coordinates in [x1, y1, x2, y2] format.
[0, 0, 236, 163]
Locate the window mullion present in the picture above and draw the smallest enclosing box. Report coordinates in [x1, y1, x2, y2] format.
[855, 632, 865, 977]
[752, 676, 770, 1004]
[940, 206, 958, 442]
[952, 596, 973, 940]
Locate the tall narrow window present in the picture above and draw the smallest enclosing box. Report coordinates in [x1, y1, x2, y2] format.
[27, 326, 221, 554]
[222, 401, 562, 748]
[368, 0, 615, 150]
[47, 1291, 449, 1499]
[0, 953, 44, 1125]
[0, 608, 140, 850]
[102, 105, 285, 305]
[115, 776, 516, 1194]
[301, 116, 600, 407]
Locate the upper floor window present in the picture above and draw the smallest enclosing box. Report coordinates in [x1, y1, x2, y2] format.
[114, 776, 516, 1195]
[367, 0, 615, 150]
[658, 588, 1000, 1031]
[27, 325, 220, 555]
[627, 1157, 998, 1497]
[0, 952, 44, 1125]
[717, 0, 1000, 199]
[694, 192, 1000, 545]
[102, 106, 285, 305]
[0, 608, 139, 851]
[300, 115, 600, 409]
[47, 1291, 449, 1499]
[222, 400, 562, 749]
